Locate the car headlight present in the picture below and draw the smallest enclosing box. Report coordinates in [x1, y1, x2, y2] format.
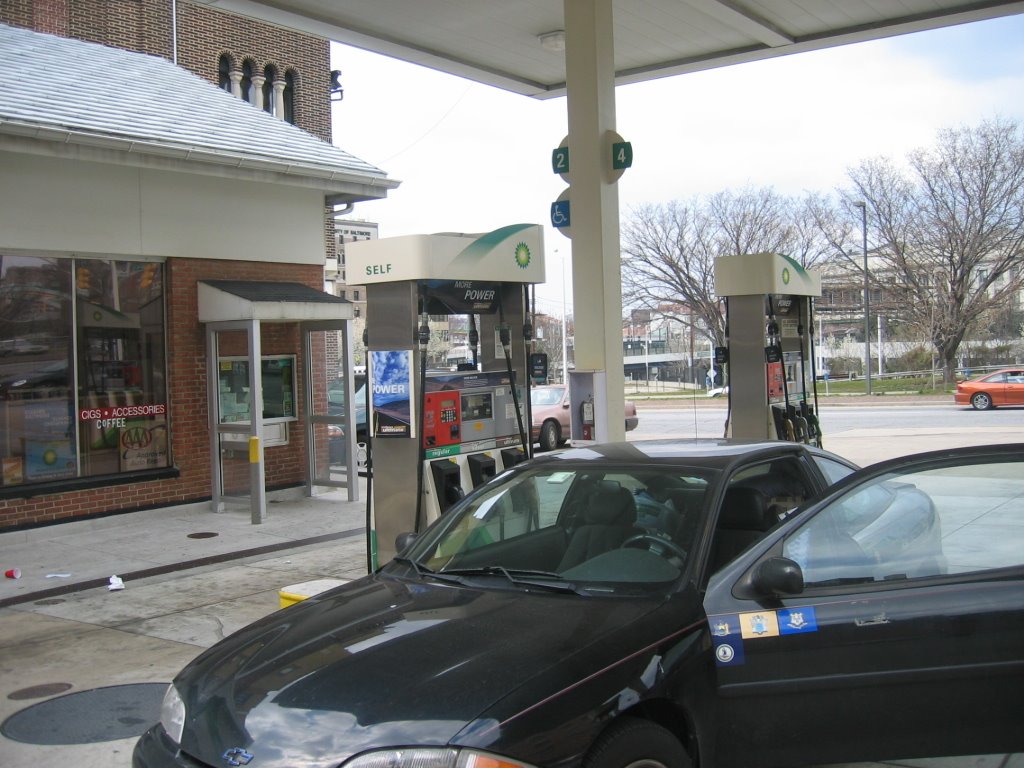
[159, 684, 186, 745]
[345, 748, 535, 768]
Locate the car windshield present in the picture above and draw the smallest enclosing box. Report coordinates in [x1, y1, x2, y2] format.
[531, 387, 564, 406]
[401, 463, 713, 595]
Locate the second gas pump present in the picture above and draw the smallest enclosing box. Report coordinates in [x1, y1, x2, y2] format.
[714, 252, 824, 445]
[346, 225, 545, 566]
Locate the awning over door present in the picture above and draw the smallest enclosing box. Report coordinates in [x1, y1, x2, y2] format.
[198, 280, 354, 324]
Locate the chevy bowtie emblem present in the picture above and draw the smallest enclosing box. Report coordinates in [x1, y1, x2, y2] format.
[223, 747, 254, 766]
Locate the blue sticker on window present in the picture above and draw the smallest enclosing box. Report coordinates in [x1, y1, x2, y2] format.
[710, 614, 739, 638]
[778, 606, 818, 634]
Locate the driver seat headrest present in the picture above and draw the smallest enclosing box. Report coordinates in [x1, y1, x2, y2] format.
[582, 481, 636, 527]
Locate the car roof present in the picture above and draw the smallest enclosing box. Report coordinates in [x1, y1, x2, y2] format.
[526, 438, 835, 471]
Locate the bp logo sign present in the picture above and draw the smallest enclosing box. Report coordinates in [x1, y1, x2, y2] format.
[514, 242, 531, 269]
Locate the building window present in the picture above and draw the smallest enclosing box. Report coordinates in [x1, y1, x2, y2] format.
[0, 254, 169, 488]
[263, 64, 277, 116]
[241, 59, 255, 104]
[283, 70, 296, 124]
[218, 54, 232, 92]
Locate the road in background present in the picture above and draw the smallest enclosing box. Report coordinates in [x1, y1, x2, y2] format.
[628, 400, 1024, 466]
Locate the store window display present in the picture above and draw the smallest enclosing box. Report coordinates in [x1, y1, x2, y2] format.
[0, 254, 168, 488]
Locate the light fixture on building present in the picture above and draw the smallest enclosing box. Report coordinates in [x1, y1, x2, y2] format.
[538, 30, 566, 52]
[330, 69, 344, 101]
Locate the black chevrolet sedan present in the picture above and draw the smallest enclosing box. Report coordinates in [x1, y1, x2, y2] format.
[134, 440, 1024, 768]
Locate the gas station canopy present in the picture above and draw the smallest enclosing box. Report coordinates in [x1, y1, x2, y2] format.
[198, 0, 1022, 98]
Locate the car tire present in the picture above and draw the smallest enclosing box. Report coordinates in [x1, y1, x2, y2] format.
[539, 419, 561, 452]
[585, 718, 691, 768]
[970, 392, 994, 410]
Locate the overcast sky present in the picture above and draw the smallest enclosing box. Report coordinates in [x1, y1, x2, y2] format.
[330, 14, 1024, 316]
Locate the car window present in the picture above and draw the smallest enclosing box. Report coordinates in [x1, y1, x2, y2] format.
[429, 472, 572, 560]
[813, 455, 857, 486]
[708, 457, 816, 574]
[531, 388, 564, 406]
[727, 457, 815, 516]
[411, 464, 714, 592]
[783, 458, 1024, 589]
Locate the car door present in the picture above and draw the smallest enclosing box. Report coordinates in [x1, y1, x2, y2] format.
[704, 445, 1024, 768]
[1002, 368, 1024, 405]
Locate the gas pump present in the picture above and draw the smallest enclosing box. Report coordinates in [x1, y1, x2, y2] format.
[714, 253, 822, 444]
[346, 225, 544, 566]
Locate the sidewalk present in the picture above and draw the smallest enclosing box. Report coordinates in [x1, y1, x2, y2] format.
[0, 486, 371, 608]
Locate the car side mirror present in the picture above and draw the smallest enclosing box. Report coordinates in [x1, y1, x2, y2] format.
[751, 557, 804, 597]
[562, 402, 570, 409]
[395, 532, 418, 555]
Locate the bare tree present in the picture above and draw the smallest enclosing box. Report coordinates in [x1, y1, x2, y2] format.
[532, 312, 572, 383]
[847, 118, 1024, 383]
[621, 187, 836, 347]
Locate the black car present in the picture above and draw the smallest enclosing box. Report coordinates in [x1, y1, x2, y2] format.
[134, 440, 1024, 768]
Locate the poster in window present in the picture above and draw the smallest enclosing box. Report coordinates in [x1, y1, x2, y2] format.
[370, 350, 414, 438]
[24, 438, 77, 481]
[22, 400, 77, 480]
[120, 419, 169, 471]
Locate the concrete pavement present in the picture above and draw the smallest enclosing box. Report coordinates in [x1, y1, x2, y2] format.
[1, 416, 1021, 767]
[0, 488, 370, 767]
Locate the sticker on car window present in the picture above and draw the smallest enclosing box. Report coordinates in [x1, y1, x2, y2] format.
[740, 611, 780, 639]
[708, 613, 745, 666]
[778, 607, 818, 634]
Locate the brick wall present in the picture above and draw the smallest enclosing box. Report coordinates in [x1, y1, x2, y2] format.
[175, 3, 332, 143]
[0, 0, 68, 35]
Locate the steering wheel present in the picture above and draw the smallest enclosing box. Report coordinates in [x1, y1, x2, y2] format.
[621, 534, 687, 561]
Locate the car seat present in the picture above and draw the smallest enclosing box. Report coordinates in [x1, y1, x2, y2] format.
[558, 481, 638, 571]
[710, 486, 775, 573]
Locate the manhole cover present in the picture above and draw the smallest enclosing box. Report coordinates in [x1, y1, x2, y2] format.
[33, 598, 65, 606]
[0, 682, 167, 744]
[8, 683, 73, 700]
[187, 531, 219, 539]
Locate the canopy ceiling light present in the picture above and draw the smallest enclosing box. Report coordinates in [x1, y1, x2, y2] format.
[538, 30, 565, 52]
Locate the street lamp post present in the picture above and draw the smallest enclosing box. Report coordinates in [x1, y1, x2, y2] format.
[559, 250, 569, 383]
[853, 201, 872, 395]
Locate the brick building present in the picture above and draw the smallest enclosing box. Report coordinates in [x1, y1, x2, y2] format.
[0, 5, 398, 530]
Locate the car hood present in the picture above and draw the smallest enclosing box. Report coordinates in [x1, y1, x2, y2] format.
[175, 573, 660, 768]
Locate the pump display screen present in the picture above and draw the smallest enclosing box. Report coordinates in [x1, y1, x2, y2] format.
[461, 392, 493, 421]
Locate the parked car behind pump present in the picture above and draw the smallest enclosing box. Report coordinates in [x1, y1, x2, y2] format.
[530, 384, 638, 451]
[327, 375, 368, 464]
[954, 366, 1024, 410]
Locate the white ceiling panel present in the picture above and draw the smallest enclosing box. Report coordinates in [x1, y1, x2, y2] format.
[194, 0, 1024, 98]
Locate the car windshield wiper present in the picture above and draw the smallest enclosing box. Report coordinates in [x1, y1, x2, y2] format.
[440, 566, 582, 593]
[391, 556, 454, 582]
